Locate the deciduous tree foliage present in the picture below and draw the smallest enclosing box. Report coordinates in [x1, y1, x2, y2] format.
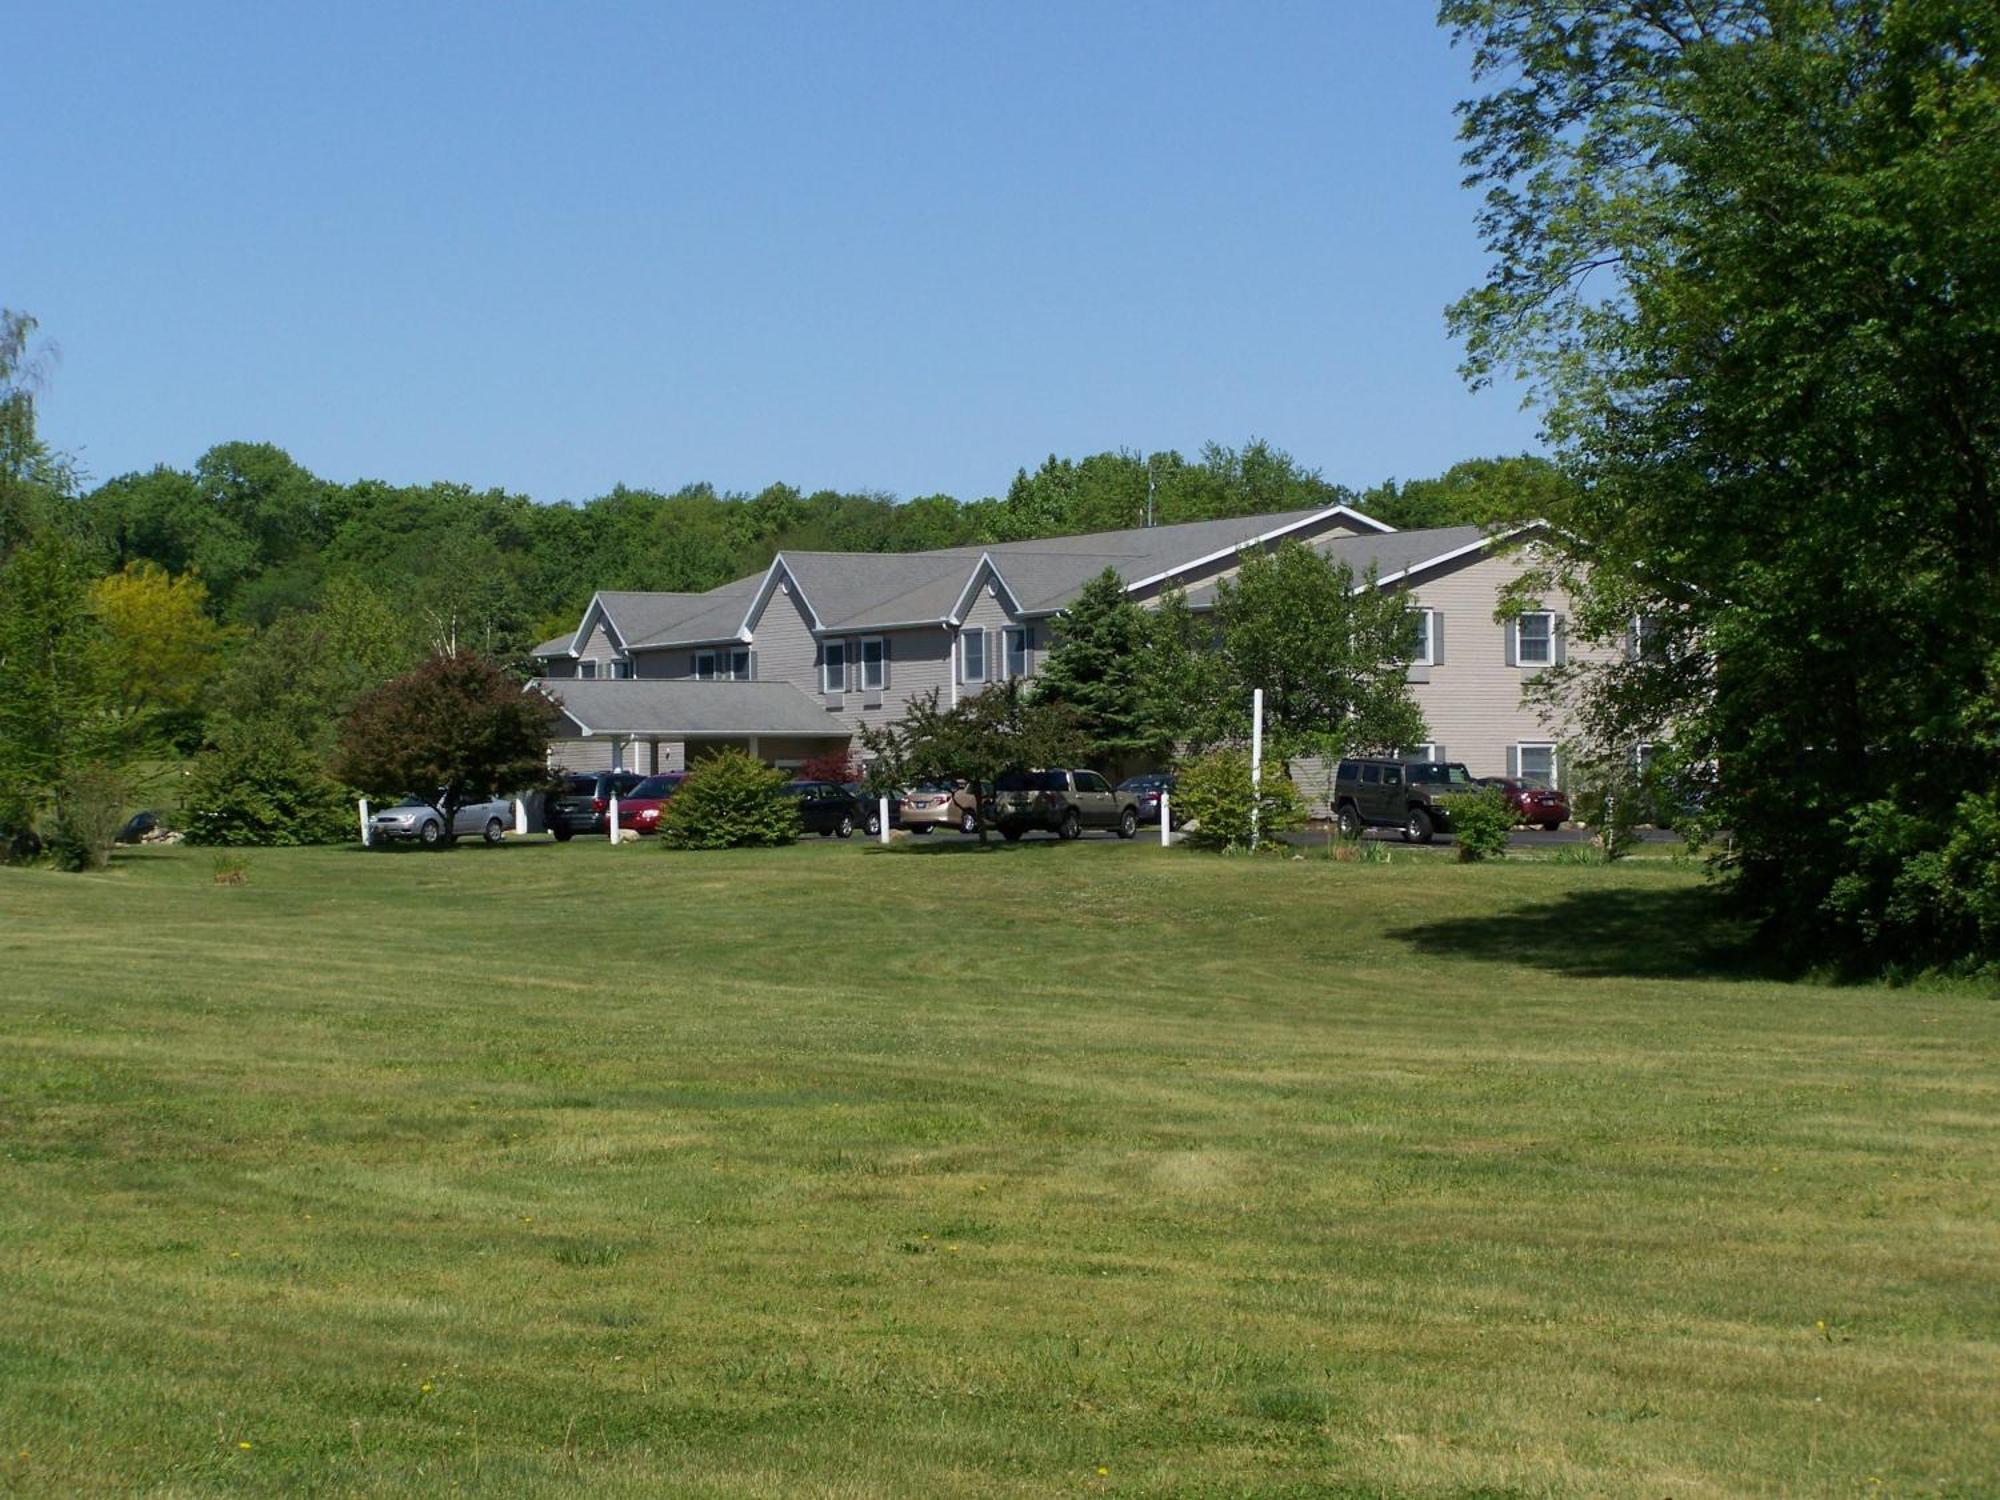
[860, 682, 1083, 842]
[1207, 543, 1427, 764]
[89, 563, 229, 749]
[333, 653, 555, 838]
[1443, 0, 2000, 971]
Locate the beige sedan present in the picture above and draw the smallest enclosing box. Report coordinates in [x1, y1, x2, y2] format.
[897, 781, 980, 835]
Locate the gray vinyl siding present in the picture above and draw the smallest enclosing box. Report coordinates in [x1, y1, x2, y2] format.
[576, 620, 620, 673]
[633, 649, 693, 680]
[957, 575, 1032, 690]
[750, 579, 821, 688]
[843, 627, 954, 735]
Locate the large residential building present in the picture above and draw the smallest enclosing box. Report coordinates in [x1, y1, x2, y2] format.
[529, 504, 1593, 792]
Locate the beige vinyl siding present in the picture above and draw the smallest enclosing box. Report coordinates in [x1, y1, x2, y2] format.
[549, 737, 615, 773]
[1401, 546, 1599, 781]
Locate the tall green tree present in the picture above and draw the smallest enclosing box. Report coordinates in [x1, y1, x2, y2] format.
[1031, 568, 1166, 774]
[0, 530, 120, 842]
[1443, 0, 2000, 971]
[1207, 542, 1426, 764]
[0, 311, 75, 560]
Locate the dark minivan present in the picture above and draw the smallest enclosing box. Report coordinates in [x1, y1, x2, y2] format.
[1332, 757, 1480, 844]
[546, 770, 648, 840]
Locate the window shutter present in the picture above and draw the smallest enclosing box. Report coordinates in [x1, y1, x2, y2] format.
[1553, 616, 1568, 666]
[1504, 619, 1518, 667]
[1506, 744, 1520, 778]
[847, 637, 859, 692]
[689, 654, 698, 677]
[954, 630, 963, 685]
[1431, 611, 1444, 666]
[880, 636, 891, 689]
[747, 649, 757, 681]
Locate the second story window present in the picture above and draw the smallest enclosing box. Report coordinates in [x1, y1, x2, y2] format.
[1002, 626, 1028, 679]
[1516, 611, 1554, 666]
[960, 628, 987, 685]
[578, 659, 599, 680]
[860, 637, 885, 691]
[610, 658, 634, 680]
[727, 648, 751, 681]
[822, 639, 848, 694]
[1406, 608, 1438, 666]
[694, 651, 717, 681]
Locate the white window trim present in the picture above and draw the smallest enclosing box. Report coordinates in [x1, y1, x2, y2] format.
[1516, 611, 1555, 667]
[1407, 608, 1437, 667]
[578, 659, 599, 680]
[960, 628, 988, 685]
[610, 658, 634, 680]
[859, 635, 886, 692]
[1001, 625, 1028, 680]
[1516, 741, 1559, 787]
[1409, 742, 1441, 763]
[822, 640, 848, 695]
[694, 651, 717, 681]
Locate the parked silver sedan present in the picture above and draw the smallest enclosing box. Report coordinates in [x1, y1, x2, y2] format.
[369, 795, 514, 849]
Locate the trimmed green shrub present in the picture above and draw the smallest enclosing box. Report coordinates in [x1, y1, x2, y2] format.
[183, 723, 356, 846]
[659, 750, 801, 850]
[1174, 748, 1307, 852]
[1448, 788, 1514, 863]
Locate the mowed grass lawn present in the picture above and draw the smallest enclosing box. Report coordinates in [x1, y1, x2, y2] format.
[1, 840, 1994, 1498]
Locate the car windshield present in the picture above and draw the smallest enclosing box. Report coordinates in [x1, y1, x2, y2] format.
[630, 776, 682, 797]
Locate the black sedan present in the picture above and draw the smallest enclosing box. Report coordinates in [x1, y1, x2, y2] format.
[781, 780, 863, 838]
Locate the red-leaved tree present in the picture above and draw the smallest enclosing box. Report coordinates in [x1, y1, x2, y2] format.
[334, 653, 556, 839]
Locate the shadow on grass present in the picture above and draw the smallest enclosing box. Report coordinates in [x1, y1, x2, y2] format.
[875, 836, 1069, 854]
[1390, 883, 1773, 982]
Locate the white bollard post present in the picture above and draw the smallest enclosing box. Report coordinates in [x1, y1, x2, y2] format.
[878, 794, 890, 846]
[1160, 791, 1170, 847]
[514, 797, 528, 837]
[608, 793, 621, 845]
[1249, 687, 1265, 851]
[358, 798, 371, 846]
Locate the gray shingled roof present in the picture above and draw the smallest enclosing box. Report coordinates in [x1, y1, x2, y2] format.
[534, 505, 1483, 653]
[1178, 524, 1499, 610]
[535, 678, 842, 737]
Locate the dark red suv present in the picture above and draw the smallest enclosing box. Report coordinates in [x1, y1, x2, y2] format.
[1477, 777, 1570, 831]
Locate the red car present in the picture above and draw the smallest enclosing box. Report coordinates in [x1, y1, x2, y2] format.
[614, 773, 687, 835]
[1478, 777, 1571, 830]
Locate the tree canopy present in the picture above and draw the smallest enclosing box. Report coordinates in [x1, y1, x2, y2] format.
[1444, 0, 2000, 971]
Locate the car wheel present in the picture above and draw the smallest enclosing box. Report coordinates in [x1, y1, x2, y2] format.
[419, 819, 443, 848]
[1335, 803, 1362, 840]
[1002, 827, 1023, 842]
[865, 810, 882, 836]
[837, 815, 854, 839]
[1402, 807, 1434, 845]
[483, 817, 504, 846]
[911, 823, 932, 836]
[551, 825, 573, 842]
[959, 810, 978, 835]
[817, 828, 832, 838]
[1059, 809, 1082, 841]
[1117, 807, 1138, 839]
[1542, 820, 1563, 832]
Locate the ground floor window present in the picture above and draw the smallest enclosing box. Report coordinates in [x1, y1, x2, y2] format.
[1517, 742, 1558, 787]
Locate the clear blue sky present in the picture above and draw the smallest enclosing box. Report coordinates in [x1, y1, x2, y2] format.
[10, 2, 1539, 504]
